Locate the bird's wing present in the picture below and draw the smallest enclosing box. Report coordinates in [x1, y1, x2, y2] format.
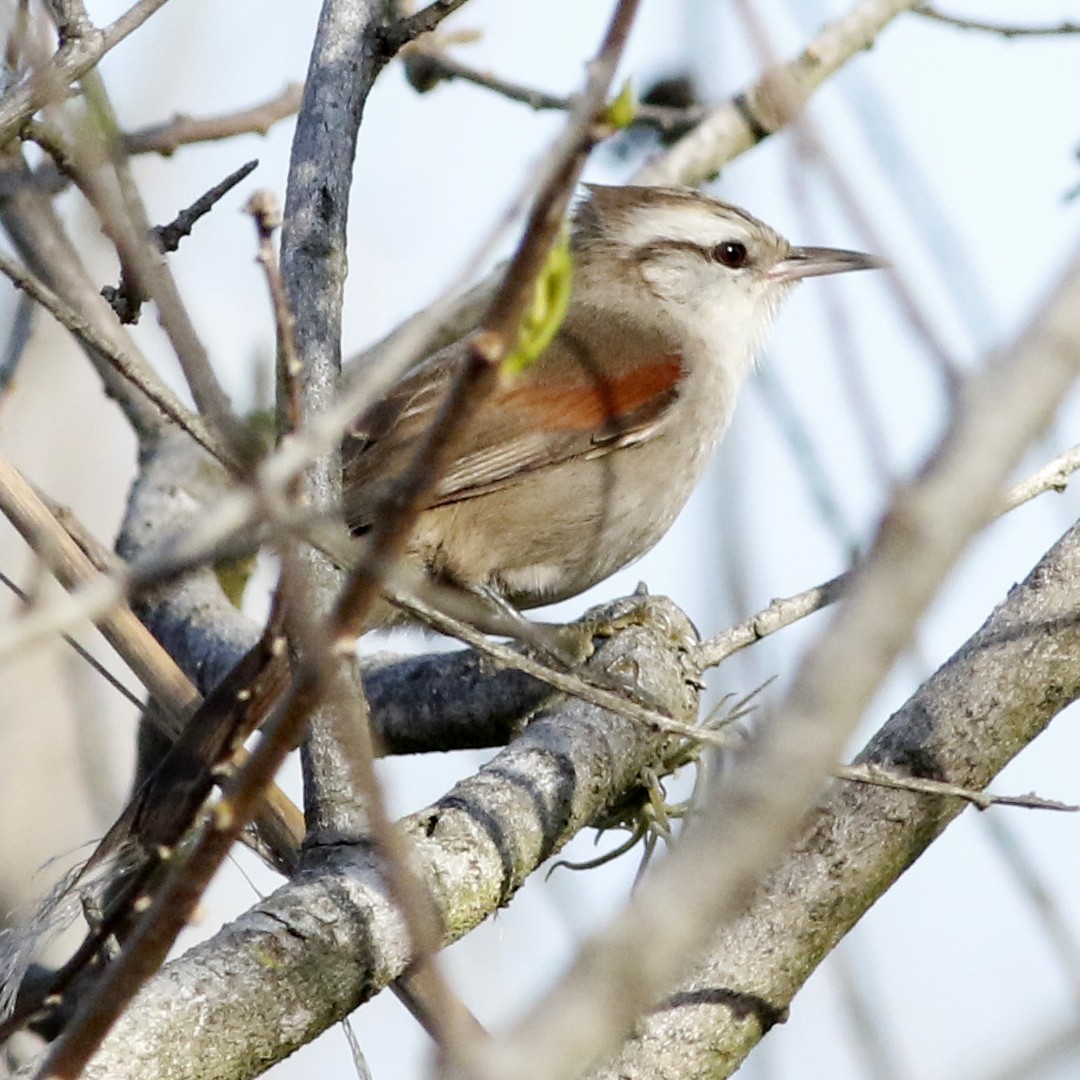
[343, 325, 685, 532]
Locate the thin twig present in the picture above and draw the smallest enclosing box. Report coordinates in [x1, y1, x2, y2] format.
[404, 49, 703, 134]
[0, 248, 237, 470]
[0, 0, 172, 147]
[380, 0, 472, 54]
[694, 572, 848, 671]
[20, 115, 77, 181]
[784, 153, 894, 488]
[0, 140, 162, 441]
[103, 160, 259, 323]
[0, 568, 146, 713]
[694, 440, 1080, 673]
[1003, 441, 1080, 510]
[396, 591, 725, 748]
[835, 763, 1078, 812]
[77, 68, 253, 461]
[246, 190, 301, 437]
[122, 83, 303, 156]
[914, 5, 1080, 37]
[0, 291, 35, 395]
[158, 160, 260, 254]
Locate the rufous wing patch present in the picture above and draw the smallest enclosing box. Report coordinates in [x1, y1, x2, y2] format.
[500, 353, 684, 433]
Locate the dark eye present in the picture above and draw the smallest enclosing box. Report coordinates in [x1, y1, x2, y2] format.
[712, 241, 748, 268]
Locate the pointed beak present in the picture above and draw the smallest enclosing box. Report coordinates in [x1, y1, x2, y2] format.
[767, 246, 888, 283]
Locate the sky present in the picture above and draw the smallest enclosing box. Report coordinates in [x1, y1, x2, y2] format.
[7, 1, 1080, 1078]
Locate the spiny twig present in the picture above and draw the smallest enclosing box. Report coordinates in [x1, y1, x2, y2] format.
[102, 160, 259, 324]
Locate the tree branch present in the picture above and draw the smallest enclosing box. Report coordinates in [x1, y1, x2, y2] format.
[633, 0, 922, 187]
[62, 599, 700, 1080]
[379, 0, 472, 55]
[279, 0, 395, 846]
[0, 0, 171, 147]
[121, 83, 303, 156]
[914, 5, 1080, 38]
[595, 512, 1080, 1078]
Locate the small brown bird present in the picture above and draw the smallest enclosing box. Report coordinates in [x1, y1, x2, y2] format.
[2, 189, 883, 1047]
[344, 185, 883, 624]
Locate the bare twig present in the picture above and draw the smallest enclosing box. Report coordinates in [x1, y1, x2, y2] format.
[914, 5, 1080, 37]
[20, 115, 77, 181]
[157, 160, 260, 254]
[0, 0, 173, 147]
[694, 438, 1080, 672]
[102, 160, 259, 324]
[0, 291, 35, 396]
[121, 83, 303, 156]
[1003, 441, 1080, 510]
[403, 49, 703, 135]
[75, 69, 253, 460]
[246, 191, 301, 437]
[0, 568, 146, 713]
[835, 763, 1078, 812]
[379, 0, 472, 54]
[0, 247, 236, 469]
[396, 591, 728, 747]
[694, 573, 848, 671]
[634, 0, 923, 188]
[0, 142, 166, 442]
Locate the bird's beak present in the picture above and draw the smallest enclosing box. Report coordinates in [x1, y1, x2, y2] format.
[767, 246, 888, 283]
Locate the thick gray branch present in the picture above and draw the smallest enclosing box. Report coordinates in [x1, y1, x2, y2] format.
[279, 0, 394, 842]
[596, 514, 1080, 1078]
[76, 599, 700, 1080]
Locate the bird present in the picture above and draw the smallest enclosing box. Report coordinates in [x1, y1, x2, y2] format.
[342, 184, 884, 626]
[0, 188, 882, 1047]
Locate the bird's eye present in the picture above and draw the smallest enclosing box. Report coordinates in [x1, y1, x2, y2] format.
[712, 241, 748, 268]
